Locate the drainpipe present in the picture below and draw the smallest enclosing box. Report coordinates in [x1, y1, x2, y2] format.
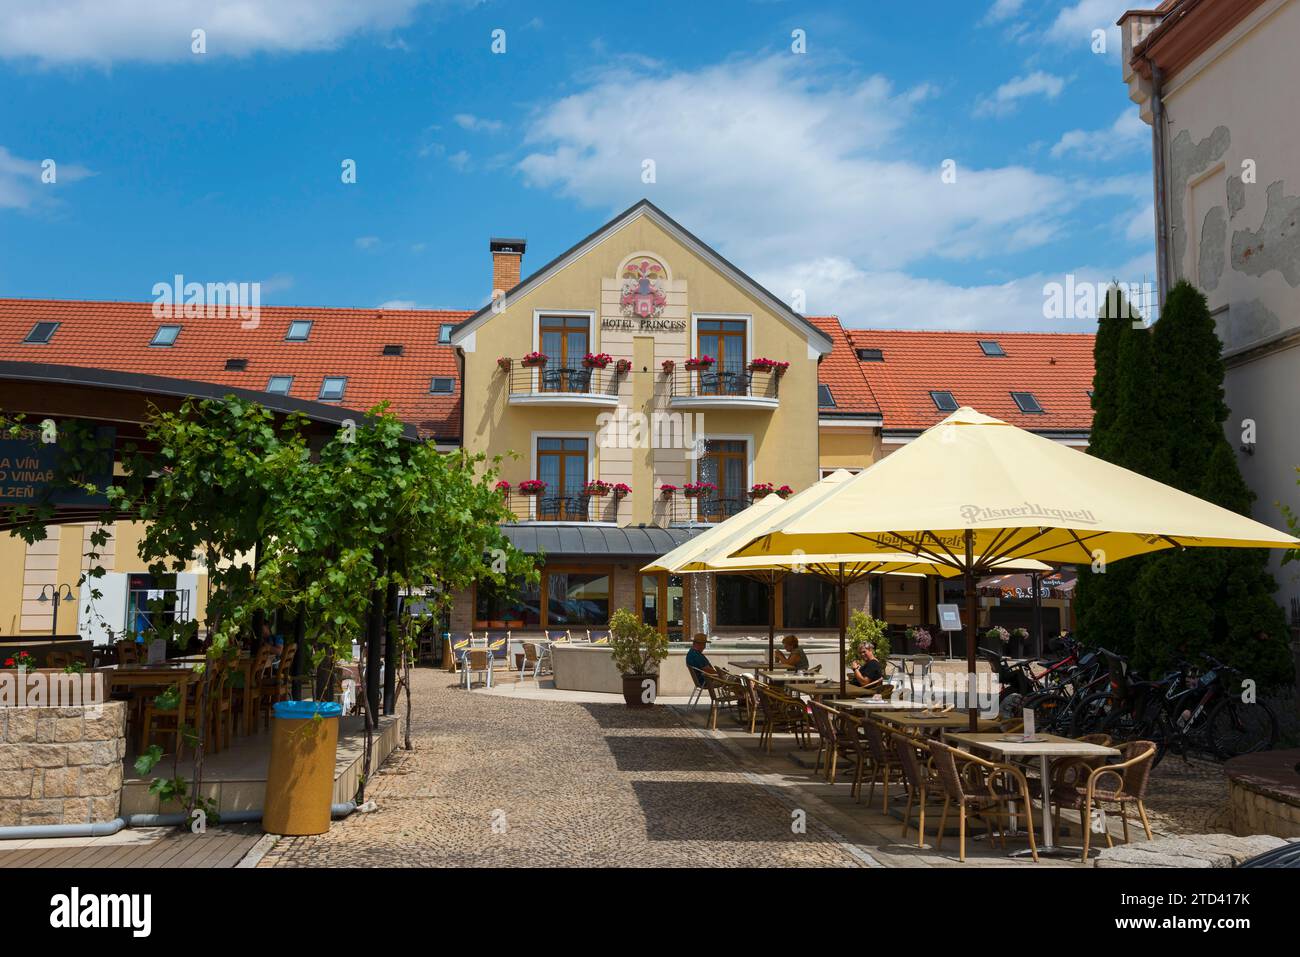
[1150, 61, 1170, 311]
[0, 802, 357, 840]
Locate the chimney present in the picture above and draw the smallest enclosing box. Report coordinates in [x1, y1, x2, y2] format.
[490, 237, 526, 299]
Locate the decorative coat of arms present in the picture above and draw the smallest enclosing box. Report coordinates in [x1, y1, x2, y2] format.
[619, 258, 669, 319]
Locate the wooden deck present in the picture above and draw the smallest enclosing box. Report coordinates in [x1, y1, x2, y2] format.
[0, 825, 264, 868]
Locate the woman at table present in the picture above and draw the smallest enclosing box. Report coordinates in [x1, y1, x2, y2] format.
[849, 641, 884, 688]
[773, 634, 809, 671]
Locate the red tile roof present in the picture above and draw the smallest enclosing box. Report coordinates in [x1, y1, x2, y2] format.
[842, 328, 1096, 432]
[0, 299, 467, 441]
[806, 316, 880, 416]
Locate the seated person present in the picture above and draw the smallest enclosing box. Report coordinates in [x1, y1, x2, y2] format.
[773, 634, 810, 671]
[849, 641, 884, 688]
[685, 633, 717, 686]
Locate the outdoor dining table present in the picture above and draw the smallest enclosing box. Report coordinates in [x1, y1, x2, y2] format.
[786, 682, 876, 699]
[824, 698, 908, 712]
[946, 731, 1120, 857]
[725, 658, 773, 671]
[107, 664, 198, 752]
[875, 710, 1002, 732]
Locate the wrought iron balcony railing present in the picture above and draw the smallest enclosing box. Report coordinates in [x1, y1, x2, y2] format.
[500, 490, 624, 523]
[667, 364, 781, 402]
[652, 494, 751, 525]
[506, 359, 622, 399]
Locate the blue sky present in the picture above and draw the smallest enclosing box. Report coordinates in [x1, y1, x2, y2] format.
[0, 0, 1154, 331]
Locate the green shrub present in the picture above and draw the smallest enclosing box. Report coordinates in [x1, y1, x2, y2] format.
[846, 611, 889, 663]
[608, 608, 668, 676]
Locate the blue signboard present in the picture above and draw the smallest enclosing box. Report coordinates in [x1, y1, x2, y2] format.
[0, 426, 115, 508]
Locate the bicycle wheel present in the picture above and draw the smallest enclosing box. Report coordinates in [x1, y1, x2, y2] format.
[1069, 691, 1117, 737]
[1101, 704, 1143, 742]
[1022, 690, 1068, 731]
[1206, 698, 1278, 760]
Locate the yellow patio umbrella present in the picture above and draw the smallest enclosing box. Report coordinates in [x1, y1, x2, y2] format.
[649, 468, 1050, 687]
[729, 407, 1300, 727]
[644, 471, 859, 669]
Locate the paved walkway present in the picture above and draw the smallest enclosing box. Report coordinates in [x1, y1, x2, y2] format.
[261, 669, 874, 867]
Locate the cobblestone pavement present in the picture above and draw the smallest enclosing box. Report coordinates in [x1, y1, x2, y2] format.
[1142, 754, 1235, 834]
[259, 670, 867, 868]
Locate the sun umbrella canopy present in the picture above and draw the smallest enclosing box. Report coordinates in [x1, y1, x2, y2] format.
[732, 407, 1299, 567]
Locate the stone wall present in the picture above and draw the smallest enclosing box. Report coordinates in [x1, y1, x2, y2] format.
[0, 701, 125, 827]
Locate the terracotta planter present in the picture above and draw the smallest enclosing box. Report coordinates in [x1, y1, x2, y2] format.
[622, 673, 658, 707]
[522, 358, 547, 369]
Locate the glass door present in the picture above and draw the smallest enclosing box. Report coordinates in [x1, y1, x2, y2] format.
[536, 437, 588, 520]
[640, 573, 689, 641]
[539, 315, 590, 392]
[696, 319, 747, 395]
[697, 439, 747, 522]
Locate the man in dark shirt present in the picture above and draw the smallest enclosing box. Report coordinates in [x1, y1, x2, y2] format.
[849, 641, 883, 688]
[685, 633, 716, 687]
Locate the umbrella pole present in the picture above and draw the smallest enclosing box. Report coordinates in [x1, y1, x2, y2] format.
[767, 580, 775, 670]
[964, 529, 978, 732]
[839, 566, 847, 697]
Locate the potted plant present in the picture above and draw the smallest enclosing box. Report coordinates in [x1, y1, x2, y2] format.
[660, 359, 676, 374]
[658, 484, 678, 497]
[611, 482, 632, 498]
[583, 479, 612, 497]
[684, 355, 715, 371]
[985, 625, 1010, 649]
[776, 484, 794, 499]
[1010, 626, 1029, 656]
[494, 480, 511, 494]
[521, 351, 547, 368]
[846, 611, 891, 666]
[906, 626, 933, 654]
[582, 352, 613, 369]
[682, 481, 716, 498]
[518, 479, 546, 496]
[749, 482, 775, 498]
[608, 608, 669, 708]
[496, 356, 512, 373]
[3, 650, 35, 672]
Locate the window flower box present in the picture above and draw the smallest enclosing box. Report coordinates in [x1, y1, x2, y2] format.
[748, 357, 790, 375]
[583, 480, 612, 497]
[682, 482, 716, 499]
[684, 355, 715, 371]
[494, 480, 511, 494]
[518, 479, 547, 496]
[496, 357, 512, 373]
[749, 482, 776, 498]
[658, 484, 678, 497]
[612, 483, 632, 497]
[521, 352, 548, 368]
[776, 484, 794, 499]
[583, 352, 613, 369]
[660, 360, 675, 374]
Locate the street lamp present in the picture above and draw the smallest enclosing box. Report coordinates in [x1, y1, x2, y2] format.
[37, 583, 75, 638]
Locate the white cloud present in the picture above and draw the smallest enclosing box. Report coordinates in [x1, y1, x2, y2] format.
[355, 236, 381, 250]
[453, 114, 504, 133]
[447, 150, 470, 171]
[983, 0, 1026, 24]
[0, 0, 431, 65]
[0, 146, 93, 210]
[1051, 108, 1147, 159]
[1046, 0, 1131, 55]
[518, 56, 1074, 275]
[975, 71, 1066, 117]
[763, 252, 1158, 332]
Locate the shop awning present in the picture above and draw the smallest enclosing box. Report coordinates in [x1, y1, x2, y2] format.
[499, 523, 707, 560]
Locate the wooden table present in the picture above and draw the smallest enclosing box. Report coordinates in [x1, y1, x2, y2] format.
[726, 658, 774, 671]
[824, 698, 908, 712]
[876, 711, 1002, 732]
[785, 682, 876, 699]
[107, 665, 197, 752]
[947, 731, 1120, 856]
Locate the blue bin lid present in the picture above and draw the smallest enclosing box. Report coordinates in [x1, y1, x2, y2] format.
[273, 700, 342, 720]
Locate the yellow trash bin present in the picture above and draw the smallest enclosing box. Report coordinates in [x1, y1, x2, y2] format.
[263, 700, 342, 836]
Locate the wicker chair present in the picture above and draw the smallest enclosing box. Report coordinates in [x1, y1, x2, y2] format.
[702, 671, 745, 730]
[859, 717, 900, 812]
[928, 739, 1040, 863]
[1049, 740, 1156, 862]
[115, 639, 140, 666]
[736, 674, 762, 734]
[828, 708, 871, 800]
[892, 732, 946, 846]
[755, 682, 810, 753]
[806, 700, 841, 781]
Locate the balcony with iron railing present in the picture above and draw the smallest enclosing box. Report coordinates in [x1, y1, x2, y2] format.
[664, 360, 782, 411]
[652, 486, 793, 526]
[498, 486, 626, 524]
[503, 357, 624, 407]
